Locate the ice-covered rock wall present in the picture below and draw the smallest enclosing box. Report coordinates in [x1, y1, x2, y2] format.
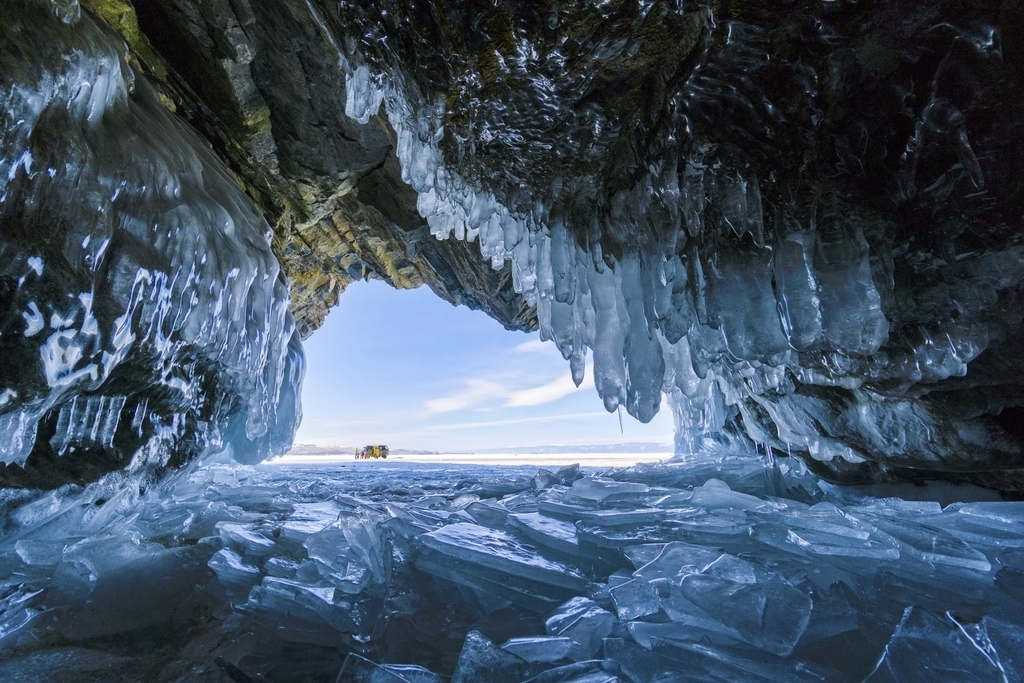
[326, 0, 1024, 490]
[0, 0, 303, 487]
[3, 0, 1023, 492]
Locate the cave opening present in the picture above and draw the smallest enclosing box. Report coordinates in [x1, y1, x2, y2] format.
[286, 278, 675, 466]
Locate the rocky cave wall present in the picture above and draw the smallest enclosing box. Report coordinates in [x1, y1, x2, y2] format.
[2, 0, 1024, 492]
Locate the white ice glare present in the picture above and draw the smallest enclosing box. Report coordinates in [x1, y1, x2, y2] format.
[22, 302, 43, 337]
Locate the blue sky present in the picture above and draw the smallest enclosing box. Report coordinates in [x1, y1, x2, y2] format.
[293, 280, 675, 451]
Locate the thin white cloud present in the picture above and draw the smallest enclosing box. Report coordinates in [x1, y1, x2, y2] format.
[514, 338, 550, 354]
[505, 371, 587, 407]
[425, 360, 592, 413]
[424, 379, 508, 413]
[419, 411, 611, 432]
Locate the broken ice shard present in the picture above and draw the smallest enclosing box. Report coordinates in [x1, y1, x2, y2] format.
[676, 572, 811, 656]
[507, 512, 581, 556]
[571, 477, 650, 502]
[500, 636, 574, 663]
[336, 653, 443, 683]
[417, 523, 587, 593]
[450, 631, 540, 683]
[545, 597, 616, 661]
[208, 548, 261, 588]
[608, 578, 660, 621]
[866, 608, 1020, 682]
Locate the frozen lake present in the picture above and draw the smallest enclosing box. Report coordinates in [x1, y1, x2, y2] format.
[0, 454, 1022, 682]
[266, 451, 673, 468]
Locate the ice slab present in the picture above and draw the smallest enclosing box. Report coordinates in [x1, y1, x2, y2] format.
[415, 551, 567, 612]
[866, 608, 1014, 682]
[608, 579, 660, 621]
[571, 478, 650, 502]
[419, 523, 587, 591]
[659, 510, 754, 546]
[538, 496, 597, 520]
[280, 502, 343, 543]
[208, 548, 261, 587]
[545, 597, 616, 661]
[218, 523, 276, 558]
[632, 542, 725, 582]
[850, 512, 992, 572]
[465, 501, 510, 529]
[621, 544, 668, 569]
[14, 540, 66, 567]
[689, 478, 780, 511]
[754, 522, 901, 560]
[507, 512, 581, 555]
[678, 573, 811, 656]
[336, 654, 443, 683]
[450, 631, 540, 683]
[627, 619, 741, 649]
[576, 509, 667, 526]
[501, 636, 574, 663]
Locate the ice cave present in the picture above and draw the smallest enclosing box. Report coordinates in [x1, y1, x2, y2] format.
[2, 0, 1024, 680]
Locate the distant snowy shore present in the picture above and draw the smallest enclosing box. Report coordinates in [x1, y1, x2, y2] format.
[286, 442, 673, 455]
[267, 450, 673, 468]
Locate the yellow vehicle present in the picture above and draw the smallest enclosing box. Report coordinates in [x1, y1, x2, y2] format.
[355, 445, 389, 459]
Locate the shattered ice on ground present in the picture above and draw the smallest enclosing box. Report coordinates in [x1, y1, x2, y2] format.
[0, 455, 1022, 682]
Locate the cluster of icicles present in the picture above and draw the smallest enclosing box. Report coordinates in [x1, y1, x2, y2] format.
[340, 57, 995, 463]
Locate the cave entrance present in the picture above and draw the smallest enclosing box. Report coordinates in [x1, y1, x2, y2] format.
[282, 280, 675, 467]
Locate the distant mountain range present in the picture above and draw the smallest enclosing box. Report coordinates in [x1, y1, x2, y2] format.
[469, 443, 673, 454]
[286, 442, 672, 456]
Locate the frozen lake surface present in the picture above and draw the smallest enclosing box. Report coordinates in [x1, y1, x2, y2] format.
[267, 451, 673, 468]
[0, 454, 1022, 682]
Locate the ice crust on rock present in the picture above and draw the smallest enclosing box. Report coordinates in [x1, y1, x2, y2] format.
[2, 456, 1018, 680]
[328, 1, 1024, 486]
[0, 0, 303, 481]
